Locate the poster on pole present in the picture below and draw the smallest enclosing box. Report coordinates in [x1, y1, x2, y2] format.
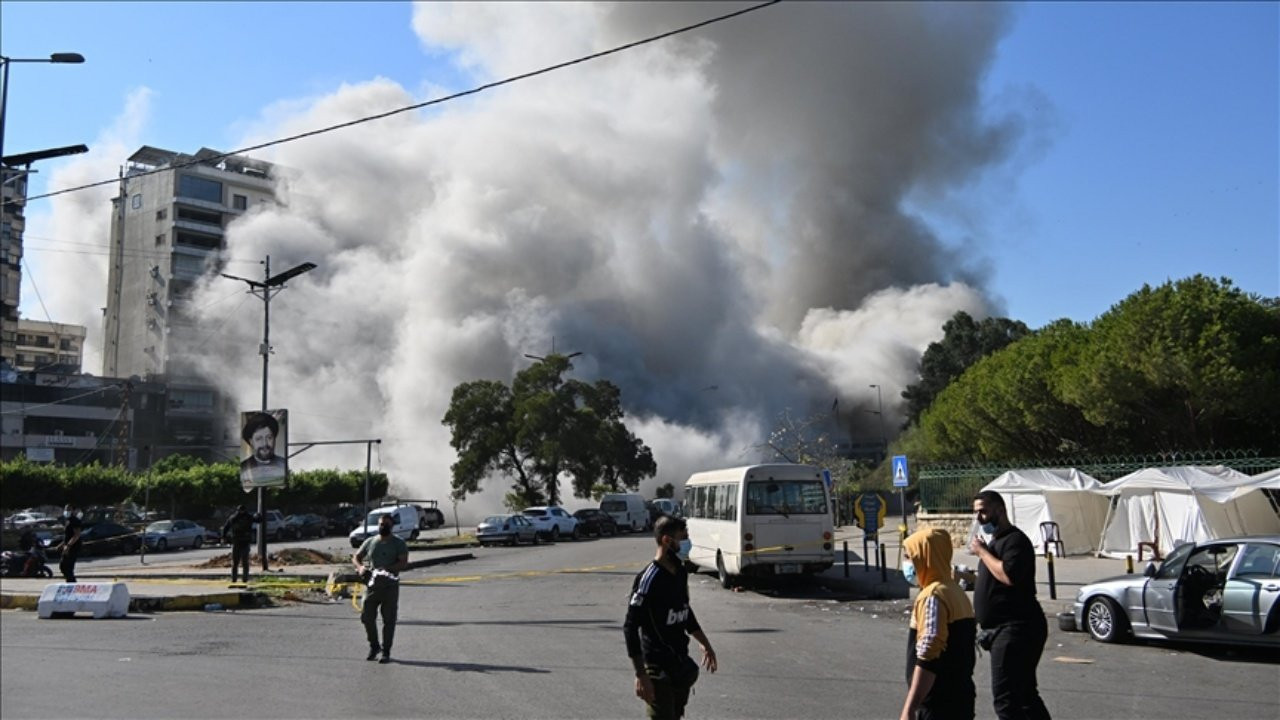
[239, 409, 288, 491]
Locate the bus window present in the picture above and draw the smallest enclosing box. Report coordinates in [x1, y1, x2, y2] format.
[746, 480, 828, 515]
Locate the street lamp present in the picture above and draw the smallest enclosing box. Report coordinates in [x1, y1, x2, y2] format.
[0, 53, 86, 166]
[524, 351, 582, 362]
[221, 256, 316, 570]
[868, 384, 887, 459]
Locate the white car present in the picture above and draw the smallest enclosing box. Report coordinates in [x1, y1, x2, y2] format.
[521, 506, 582, 542]
[4, 512, 55, 529]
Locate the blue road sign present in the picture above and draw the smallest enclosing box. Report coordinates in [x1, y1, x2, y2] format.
[892, 455, 909, 488]
[822, 468, 832, 489]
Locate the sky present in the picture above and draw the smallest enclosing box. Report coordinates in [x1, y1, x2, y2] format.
[2, 2, 1276, 511]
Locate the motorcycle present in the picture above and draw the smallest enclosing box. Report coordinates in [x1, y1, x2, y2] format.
[1, 545, 54, 578]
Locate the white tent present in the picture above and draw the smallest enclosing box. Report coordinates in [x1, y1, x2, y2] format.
[1096, 466, 1280, 559]
[979, 468, 1109, 556]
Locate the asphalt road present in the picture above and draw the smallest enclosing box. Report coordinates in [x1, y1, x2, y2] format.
[3, 533, 1277, 720]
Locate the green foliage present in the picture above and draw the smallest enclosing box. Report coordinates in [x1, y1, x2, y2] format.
[442, 354, 657, 505]
[902, 311, 1031, 427]
[919, 276, 1280, 461]
[654, 483, 675, 499]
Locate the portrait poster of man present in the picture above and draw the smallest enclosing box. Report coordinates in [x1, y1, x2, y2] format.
[239, 410, 288, 490]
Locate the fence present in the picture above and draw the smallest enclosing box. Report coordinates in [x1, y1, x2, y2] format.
[917, 450, 1280, 513]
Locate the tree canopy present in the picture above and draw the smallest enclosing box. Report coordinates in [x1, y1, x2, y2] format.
[901, 311, 1031, 426]
[918, 276, 1280, 460]
[442, 354, 655, 508]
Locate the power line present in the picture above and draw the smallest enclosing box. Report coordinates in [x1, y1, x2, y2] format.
[19, 256, 54, 323]
[22, 1, 782, 205]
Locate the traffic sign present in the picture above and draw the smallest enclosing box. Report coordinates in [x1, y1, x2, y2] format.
[855, 493, 886, 535]
[822, 468, 832, 490]
[892, 455, 909, 488]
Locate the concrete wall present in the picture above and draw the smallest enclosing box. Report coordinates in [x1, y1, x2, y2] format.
[916, 511, 974, 547]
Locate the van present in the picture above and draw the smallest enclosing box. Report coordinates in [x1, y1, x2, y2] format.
[348, 504, 420, 548]
[600, 493, 648, 532]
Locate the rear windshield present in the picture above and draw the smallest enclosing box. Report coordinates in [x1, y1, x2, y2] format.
[482, 516, 508, 525]
[601, 501, 626, 512]
[523, 509, 547, 517]
[745, 480, 828, 515]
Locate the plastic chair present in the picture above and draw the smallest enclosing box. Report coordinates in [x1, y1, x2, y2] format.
[1039, 521, 1065, 558]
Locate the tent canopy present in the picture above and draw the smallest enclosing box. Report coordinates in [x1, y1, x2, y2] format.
[1096, 465, 1280, 558]
[980, 468, 1109, 555]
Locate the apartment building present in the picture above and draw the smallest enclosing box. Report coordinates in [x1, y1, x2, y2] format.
[12, 319, 86, 372]
[1, 168, 29, 367]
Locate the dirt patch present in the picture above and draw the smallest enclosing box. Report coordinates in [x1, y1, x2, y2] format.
[196, 548, 340, 568]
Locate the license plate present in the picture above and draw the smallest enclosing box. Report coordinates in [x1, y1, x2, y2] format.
[776, 564, 800, 574]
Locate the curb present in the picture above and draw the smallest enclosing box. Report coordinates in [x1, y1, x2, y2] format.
[0, 589, 270, 613]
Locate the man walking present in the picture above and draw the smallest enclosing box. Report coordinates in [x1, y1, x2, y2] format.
[353, 512, 408, 664]
[623, 516, 717, 719]
[221, 505, 259, 584]
[56, 504, 83, 582]
[970, 490, 1051, 720]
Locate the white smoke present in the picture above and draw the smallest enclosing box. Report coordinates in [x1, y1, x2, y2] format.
[33, 4, 1034, 521]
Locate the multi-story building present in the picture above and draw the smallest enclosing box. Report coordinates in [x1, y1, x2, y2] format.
[1, 168, 29, 367]
[100, 146, 280, 461]
[12, 319, 86, 372]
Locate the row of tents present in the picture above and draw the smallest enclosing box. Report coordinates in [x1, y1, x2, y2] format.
[976, 466, 1280, 558]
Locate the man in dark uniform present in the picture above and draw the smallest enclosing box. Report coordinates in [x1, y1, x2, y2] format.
[970, 490, 1051, 720]
[623, 516, 718, 719]
[353, 512, 409, 664]
[56, 504, 82, 582]
[221, 505, 259, 584]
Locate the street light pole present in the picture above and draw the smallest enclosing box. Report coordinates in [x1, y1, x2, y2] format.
[221, 256, 316, 571]
[0, 53, 85, 168]
[870, 383, 905, 534]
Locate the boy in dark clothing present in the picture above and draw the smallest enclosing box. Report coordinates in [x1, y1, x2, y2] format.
[901, 527, 976, 720]
[221, 505, 259, 584]
[623, 516, 717, 720]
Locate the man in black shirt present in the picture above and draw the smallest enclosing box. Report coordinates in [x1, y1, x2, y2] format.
[56, 504, 83, 583]
[970, 490, 1051, 720]
[623, 516, 717, 719]
[221, 505, 259, 584]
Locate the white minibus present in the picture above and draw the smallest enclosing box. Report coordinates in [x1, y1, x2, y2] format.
[683, 464, 834, 587]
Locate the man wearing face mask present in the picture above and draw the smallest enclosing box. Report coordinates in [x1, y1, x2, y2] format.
[55, 504, 83, 582]
[353, 513, 409, 664]
[969, 490, 1051, 720]
[623, 516, 717, 719]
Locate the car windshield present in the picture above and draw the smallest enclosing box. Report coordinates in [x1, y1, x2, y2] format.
[146, 521, 173, 532]
[601, 501, 625, 512]
[746, 480, 828, 515]
[365, 512, 391, 525]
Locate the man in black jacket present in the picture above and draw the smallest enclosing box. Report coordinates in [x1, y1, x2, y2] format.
[970, 490, 1051, 720]
[623, 516, 717, 719]
[221, 505, 259, 584]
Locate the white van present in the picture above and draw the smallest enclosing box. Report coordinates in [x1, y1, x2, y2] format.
[683, 464, 834, 587]
[600, 493, 648, 532]
[348, 504, 420, 548]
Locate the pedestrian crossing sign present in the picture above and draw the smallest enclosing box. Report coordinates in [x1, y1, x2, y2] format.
[892, 455, 909, 488]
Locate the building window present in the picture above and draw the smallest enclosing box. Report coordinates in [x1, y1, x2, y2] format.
[177, 174, 223, 204]
[156, 233, 166, 246]
[156, 209, 168, 221]
[132, 194, 142, 209]
[59, 338, 73, 350]
[15, 334, 27, 345]
[233, 194, 248, 210]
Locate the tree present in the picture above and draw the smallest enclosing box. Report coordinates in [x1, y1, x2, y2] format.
[443, 354, 657, 505]
[902, 311, 1031, 426]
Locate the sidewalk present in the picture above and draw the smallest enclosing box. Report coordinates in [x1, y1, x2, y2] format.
[0, 549, 475, 613]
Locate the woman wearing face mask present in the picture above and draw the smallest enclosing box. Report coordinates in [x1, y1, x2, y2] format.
[623, 516, 717, 719]
[900, 527, 976, 720]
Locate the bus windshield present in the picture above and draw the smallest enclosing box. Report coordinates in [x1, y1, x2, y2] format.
[745, 480, 828, 516]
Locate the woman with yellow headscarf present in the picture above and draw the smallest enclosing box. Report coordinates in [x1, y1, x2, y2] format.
[900, 527, 976, 720]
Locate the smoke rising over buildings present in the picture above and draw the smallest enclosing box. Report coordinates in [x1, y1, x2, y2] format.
[37, 3, 1032, 513]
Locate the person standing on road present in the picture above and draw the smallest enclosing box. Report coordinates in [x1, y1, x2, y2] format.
[221, 505, 259, 584]
[56, 504, 83, 582]
[900, 527, 976, 720]
[970, 490, 1052, 720]
[623, 516, 718, 720]
[354, 512, 409, 664]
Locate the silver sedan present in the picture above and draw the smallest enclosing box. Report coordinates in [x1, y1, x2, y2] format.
[1072, 535, 1280, 648]
[476, 514, 539, 546]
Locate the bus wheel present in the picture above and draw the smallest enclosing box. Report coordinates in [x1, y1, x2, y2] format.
[716, 552, 732, 589]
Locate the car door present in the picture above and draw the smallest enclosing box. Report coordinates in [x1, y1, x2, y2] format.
[1221, 541, 1280, 635]
[1143, 541, 1193, 633]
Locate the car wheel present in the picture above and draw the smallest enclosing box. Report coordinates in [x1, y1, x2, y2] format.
[193, 536, 203, 549]
[716, 552, 732, 589]
[571, 526, 581, 541]
[410, 529, 420, 540]
[39, 566, 53, 578]
[156, 538, 168, 552]
[550, 527, 560, 542]
[1086, 596, 1128, 643]
[123, 539, 139, 555]
[532, 532, 541, 546]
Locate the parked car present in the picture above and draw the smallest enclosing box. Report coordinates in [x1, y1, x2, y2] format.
[413, 503, 447, 530]
[284, 513, 327, 540]
[3, 511, 55, 529]
[349, 505, 420, 548]
[327, 506, 363, 536]
[651, 498, 682, 519]
[252, 510, 287, 541]
[75, 522, 141, 556]
[142, 519, 206, 551]
[600, 493, 648, 532]
[203, 525, 222, 544]
[1070, 535, 1280, 648]
[572, 508, 618, 537]
[522, 506, 581, 541]
[476, 514, 539, 546]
